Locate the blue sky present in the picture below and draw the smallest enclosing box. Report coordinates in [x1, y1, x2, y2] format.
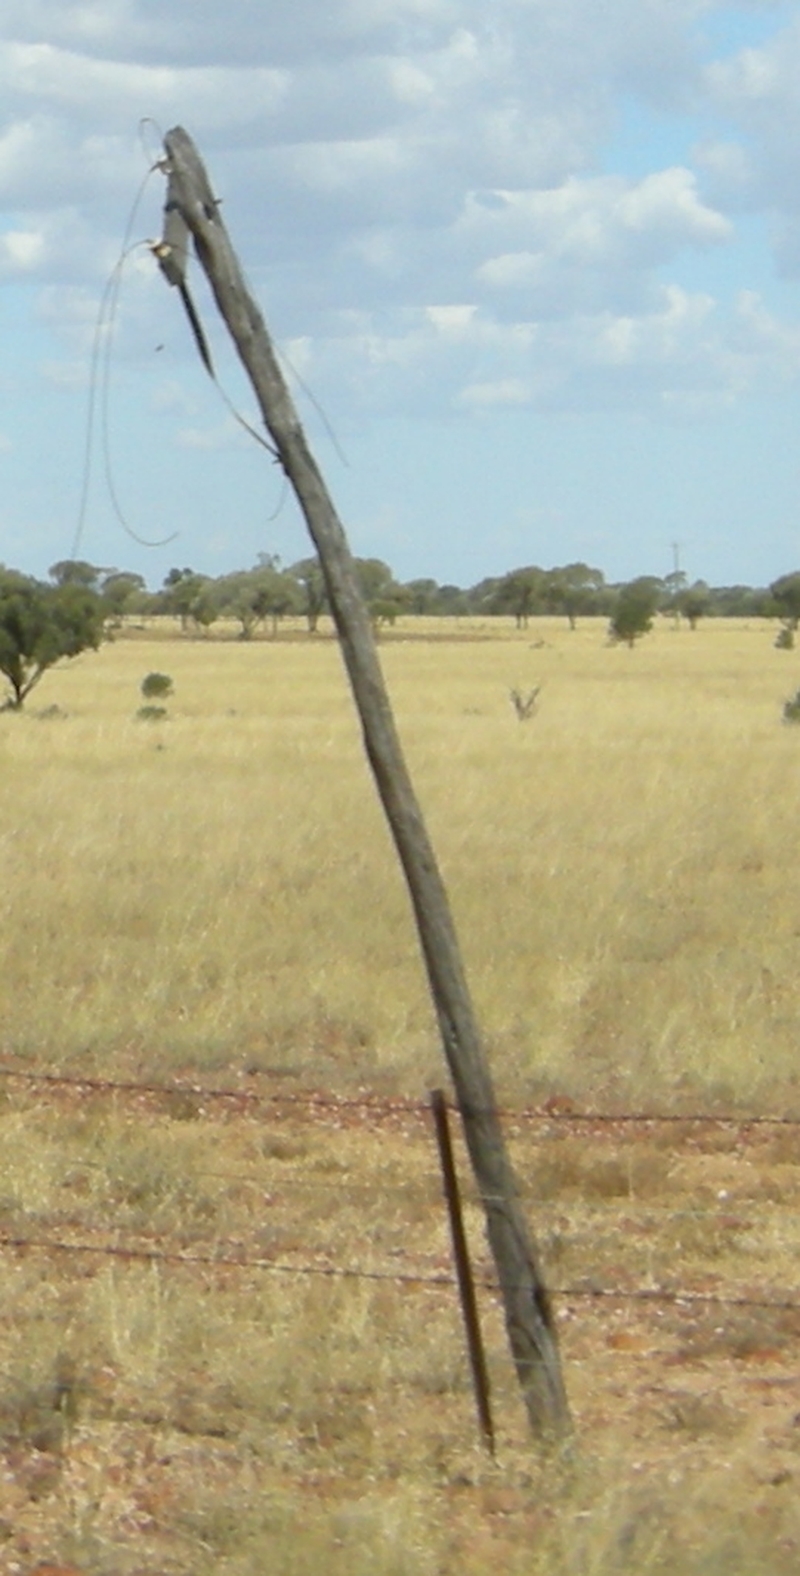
[2, 0, 800, 591]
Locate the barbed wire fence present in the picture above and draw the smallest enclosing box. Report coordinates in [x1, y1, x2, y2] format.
[8, 1062, 800, 1125]
[0, 1062, 797, 1318]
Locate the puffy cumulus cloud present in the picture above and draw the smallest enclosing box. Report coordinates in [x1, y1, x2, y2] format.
[704, 19, 800, 267]
[0, 227, 46, 275]
[707, 16, 800, 151]
[0, 2, 711, 214]
[284, 279, 800, 420]
[1, 0, 461, 68]
[0, 0, 796, 423]
[692, 137, 755, 208]
[251, 162, 731, 339]
[0, 205, 124, 284]
[728, 287, 800, 379]
[0, 42, 290, 136]
[0, 3, 134, 55]
[468, 169, 730, 318]
[1, 0, 705, 78]
[470, 169, 730, 262]
[0, 115, 143, 218]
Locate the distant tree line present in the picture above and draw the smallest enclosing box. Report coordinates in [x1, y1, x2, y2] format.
[36, 555, 796, 635]
[2, 553, 800, 709]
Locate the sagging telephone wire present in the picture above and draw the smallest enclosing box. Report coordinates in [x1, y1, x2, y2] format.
[72, 151, 181, 558]
[73, 121, 346, 564]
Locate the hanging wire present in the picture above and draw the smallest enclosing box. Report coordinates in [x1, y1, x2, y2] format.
[277, 343, 350, 469]
[73, 129, 350, 567]
[71, 160, 179, 558]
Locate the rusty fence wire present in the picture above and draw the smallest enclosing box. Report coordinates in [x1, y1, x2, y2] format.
[0, 1063, 797, 1318]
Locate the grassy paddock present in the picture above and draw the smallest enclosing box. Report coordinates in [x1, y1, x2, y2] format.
[0, 1085, 799, 1573]
[2, 614, 800, 1573]
[2, 613, 799, 1108]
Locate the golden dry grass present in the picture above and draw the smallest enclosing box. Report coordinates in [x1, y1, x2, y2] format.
[2, 614, 800, 1573]
[0, 1082, 799, 1574]
[1, 612, 799, 1110]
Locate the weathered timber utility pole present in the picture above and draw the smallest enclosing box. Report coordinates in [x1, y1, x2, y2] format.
[158, 126, 570, 1439]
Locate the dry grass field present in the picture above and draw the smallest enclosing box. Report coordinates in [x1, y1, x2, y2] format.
[3, 612, 800, 1108]
[1, 613, 800, 1573]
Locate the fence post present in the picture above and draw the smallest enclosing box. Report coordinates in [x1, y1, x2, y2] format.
[431, 1089, 495, 1455]
[157, 126, 570, 1440]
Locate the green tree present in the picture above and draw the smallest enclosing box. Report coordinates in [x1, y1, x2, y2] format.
[402, 578, 470, 616]
[49, 559, 103, 591]
[290, 557, 328, 632]
[679, 580, 711, 631]
[467, 575, 502, 615]
[769, 573, 800, 648]
[161, 567, 212, 631]
[100, 571, 147, 622]
[707, 584, 772, 618]
[434, 583, 470, 616]
[188, 584, 219, 634]
[769, 573, 800, 625]
[213, 571, 262, 638]
[352, 558, 406, 629]
[608, 577, 660, 648]
[404, 577, 441, 615]
[0, 571, 105, 709]
[354, 558, 400, 602]
[544, 563, 606, 628]
[254, 567, 302, 635]
[491, 567, 546, 628]
[661, 568, 688, 619]
[214, 564, 301, 638]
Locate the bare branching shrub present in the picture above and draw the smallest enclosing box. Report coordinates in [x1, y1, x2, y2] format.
[510, 684, 541, 721]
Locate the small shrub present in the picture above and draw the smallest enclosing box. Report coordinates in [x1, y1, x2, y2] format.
[141, 671, 173, 700]
[136, 704, 168, 722]
[775, 624, 795, 650]
[783, 689, 800, 723]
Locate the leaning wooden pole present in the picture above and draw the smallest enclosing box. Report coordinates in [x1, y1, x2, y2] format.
[158, 126, 570, 1439]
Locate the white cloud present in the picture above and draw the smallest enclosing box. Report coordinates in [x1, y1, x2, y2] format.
[285, 276, 800, 421]
[0, 206, 124, 284]
[0, 227, 45, 272]
[704, 19, 800, 268]
[472, 170, 730, 275]
[0, 114, 141, 219]
[458, 376, 532, 409]
[692, 137, 754, 206]
[0, 42, 290, 132]
[425, 303, 477, 336]
[278, 135, 411, 195]
[0, 0, 797, 431]
[729, 288, 800, 380]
